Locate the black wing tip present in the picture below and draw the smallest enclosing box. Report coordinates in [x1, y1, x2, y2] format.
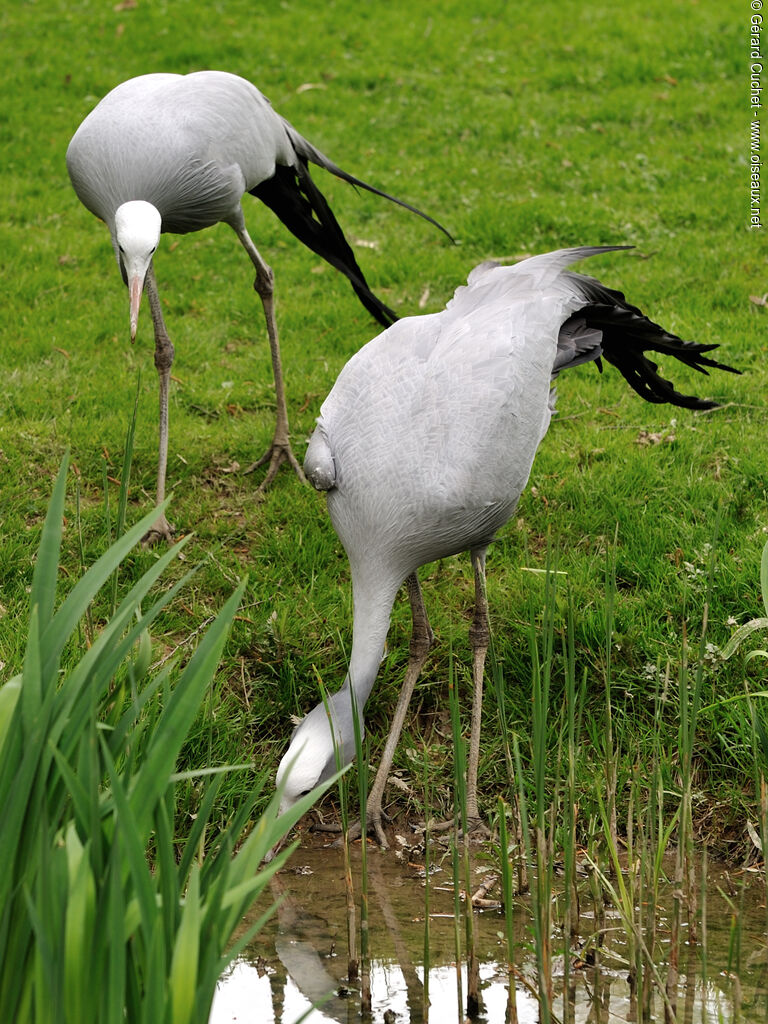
[253, 161, 404, 324]
[569, 252, 740, 408]
[581, 302, 740, 409]
[358, 290, 399, 328]
[600, 346, 736, 410]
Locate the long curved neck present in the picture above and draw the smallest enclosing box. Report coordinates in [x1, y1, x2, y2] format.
[341, 564, 402, 708]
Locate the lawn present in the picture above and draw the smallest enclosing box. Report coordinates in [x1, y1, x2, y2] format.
[1, 0, 765, 854]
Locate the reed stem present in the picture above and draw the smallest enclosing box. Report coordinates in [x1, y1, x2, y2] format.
[423, 747, 432, 1023]
[603, 529, 619, 864]
[513, 733, 552, 1024]
[321, 680, 358, 984]
[350, 685, 370, 1013]
[448, 666, 481, 1018]
[528, 556, 556, 1015]
[561, 590, 582, 1024]
[448, 672, 464, 1023]
[498, 799, 519, 1024]
[492, 638, 528, 895]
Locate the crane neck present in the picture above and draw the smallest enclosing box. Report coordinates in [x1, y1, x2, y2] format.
[340, 566, 402, 709]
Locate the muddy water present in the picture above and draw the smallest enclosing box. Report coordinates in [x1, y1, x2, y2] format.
[210, 837, 768, 1023]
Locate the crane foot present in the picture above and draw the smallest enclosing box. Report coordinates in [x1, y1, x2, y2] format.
[312, 812, 391, 850]
[141, 512, 175, 547]
[243, 439, 307, 494]
[426, 814, 491, 843]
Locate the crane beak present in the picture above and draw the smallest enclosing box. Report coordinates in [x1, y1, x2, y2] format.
[129, 274, 144, 342]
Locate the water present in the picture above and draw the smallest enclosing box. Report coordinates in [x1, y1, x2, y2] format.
[210, 837, 768, 1023]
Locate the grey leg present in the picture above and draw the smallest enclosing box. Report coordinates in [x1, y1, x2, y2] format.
[466, 546, 490, 829]
[234, 225, 307, 491]
[143, 263, 175, 544]
[366, 572, 434, 848]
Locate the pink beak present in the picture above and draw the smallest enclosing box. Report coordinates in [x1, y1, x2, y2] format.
[129, 274, 143, 342]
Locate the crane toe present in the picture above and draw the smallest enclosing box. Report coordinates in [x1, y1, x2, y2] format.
[141, 512, 175, 547]
[244, 440, 308, 493]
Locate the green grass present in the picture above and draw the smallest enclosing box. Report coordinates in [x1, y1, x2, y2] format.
[1, 0, 765, 855]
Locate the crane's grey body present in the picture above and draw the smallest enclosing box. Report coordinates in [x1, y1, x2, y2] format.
[67, 71, 448, 541]
[277, 246, 738, 835]
[310, 254, 575, 574]
[67, 69, 444, 303]
[67, 72, 293, 240]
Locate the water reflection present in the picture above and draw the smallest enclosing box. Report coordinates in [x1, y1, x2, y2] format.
[209, 840, 768, 1023]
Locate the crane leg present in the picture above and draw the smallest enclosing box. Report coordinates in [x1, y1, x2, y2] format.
[142, 264, 175, 545]
[315, 572, 434, 848]
[429, 547, 490, 839]
[366, 572, 434, 848]
[466, 546, 490, 831]
[234, 226, 307, 492]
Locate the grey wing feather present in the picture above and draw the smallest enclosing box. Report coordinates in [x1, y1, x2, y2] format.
[553, 317, 604, 374]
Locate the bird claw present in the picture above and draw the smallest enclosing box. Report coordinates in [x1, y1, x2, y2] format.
[312, 814, 390, 850]
[426, 814, 491, 843]
[141, 515, 175, 547]
[243, 440, 307, 493]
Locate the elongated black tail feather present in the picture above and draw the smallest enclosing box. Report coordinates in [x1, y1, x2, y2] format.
[281, 118, 454, 243]
[567, 273, 740, 410]
[251, 160, 398, 328]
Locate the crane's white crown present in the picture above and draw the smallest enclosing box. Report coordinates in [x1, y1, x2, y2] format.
[275, 731, 326, 814]
[114, 200, 162, 266]
[275, 697, 355, 814]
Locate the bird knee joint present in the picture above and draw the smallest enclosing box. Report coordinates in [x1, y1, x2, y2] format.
[253, 265, 275, 298]
[154, 338, 175, 372]
[469, 619, 490, 650]
[409, 627, 434, 661]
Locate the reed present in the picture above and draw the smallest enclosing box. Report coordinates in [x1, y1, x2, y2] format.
[748, 704, 768, 1018]
[588, 812, 678, 1024]
[640, 664, 670, 1021]
[586, 560, 681, 1024]
[350, 684, 371, 1015]
[720, 880, 744, 1023]
[717, 537, 768, 1018]
[0, 454, 332, 1024]
[447, 664, 481, 1018]
[322, 679, 358, 984]
[491, 639, 528, 895]
[560, 590, 583, 1024]
[602, 531, 619, 861]
[449, 814, 464, 1022]
[625, 780, 643, 1018]
[674, 524, 718, 1008]
[497, 799, 519, 1024]
[526, 557, 557, 1015]
[422, 746, 432, 1023]
[512, 732, 552, 1024]
[699, 846, 709, 1019]
[667, 647, 687, 1024]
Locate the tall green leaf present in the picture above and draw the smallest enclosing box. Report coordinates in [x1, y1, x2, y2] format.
[128, 582, 247, 827]
[28, 456, 69, 645]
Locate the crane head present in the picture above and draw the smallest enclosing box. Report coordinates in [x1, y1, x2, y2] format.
[275, 691, 358, 816]
[114, 201, 162, 341]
